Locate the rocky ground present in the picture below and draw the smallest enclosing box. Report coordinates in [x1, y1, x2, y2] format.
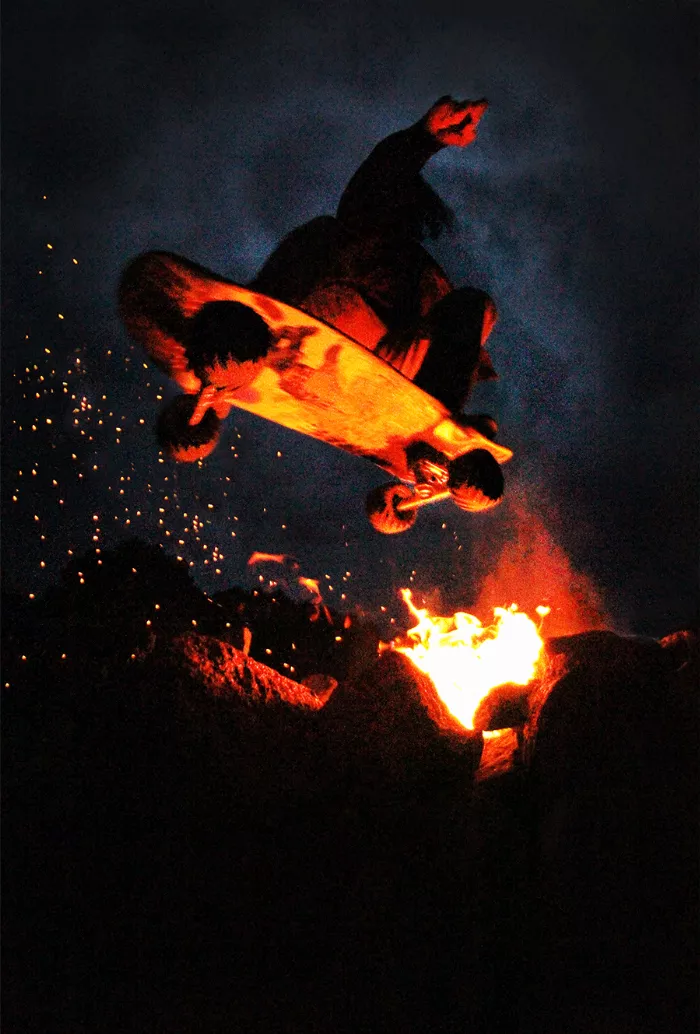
[3, 541, 697, 1032]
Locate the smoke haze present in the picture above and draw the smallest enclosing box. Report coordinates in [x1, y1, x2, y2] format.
[3, 0, 698, 636]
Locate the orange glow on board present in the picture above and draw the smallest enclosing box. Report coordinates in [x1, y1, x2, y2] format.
[393, 589, 549, 730]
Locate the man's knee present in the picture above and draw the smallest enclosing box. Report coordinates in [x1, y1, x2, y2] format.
[425, 286, 496, 347]
[302, 283, 387, 350]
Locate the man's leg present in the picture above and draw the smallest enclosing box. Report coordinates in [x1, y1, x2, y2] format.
[334, 98, 495, 404]
[412, 287, 495, 413]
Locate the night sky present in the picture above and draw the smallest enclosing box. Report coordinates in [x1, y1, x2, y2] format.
[3, 0, 698, 639]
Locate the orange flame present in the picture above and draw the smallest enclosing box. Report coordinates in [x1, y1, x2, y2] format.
[393, 589, 549, 730]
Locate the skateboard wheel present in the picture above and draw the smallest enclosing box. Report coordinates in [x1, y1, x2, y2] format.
[187, 301, 272, 378]
[366, 483, 418, 534]
[156, 394, 221, 462]
[448, 449, 504, 512]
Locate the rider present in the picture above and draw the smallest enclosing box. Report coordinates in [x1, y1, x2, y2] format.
[157, 96, 504, 509]
[249, 95, 499, 419]
[186, 96, 499, 429]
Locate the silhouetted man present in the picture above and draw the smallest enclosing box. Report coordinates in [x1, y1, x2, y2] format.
[191, 96, 499, 430]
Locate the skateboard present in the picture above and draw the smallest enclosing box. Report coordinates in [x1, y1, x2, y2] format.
[119, 251, 512, 533]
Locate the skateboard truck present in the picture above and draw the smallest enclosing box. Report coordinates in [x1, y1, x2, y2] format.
[394, 488, 451, 512]
[366, 446, 504, 533]
[394, 446, 451, 511]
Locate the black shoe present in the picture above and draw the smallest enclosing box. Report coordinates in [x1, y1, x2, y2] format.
[452, 412, 498, 440]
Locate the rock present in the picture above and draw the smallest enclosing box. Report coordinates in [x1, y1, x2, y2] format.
[320, 649, 483, 779]
[3, 541, 696, 1034]
[521, 631, 698, 1033]
[173, 633, 329, 710]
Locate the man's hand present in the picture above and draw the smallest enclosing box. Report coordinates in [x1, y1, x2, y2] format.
[424, 96, 488, 147]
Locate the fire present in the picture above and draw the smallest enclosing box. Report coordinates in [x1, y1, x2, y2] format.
[392, 589, 549, 730]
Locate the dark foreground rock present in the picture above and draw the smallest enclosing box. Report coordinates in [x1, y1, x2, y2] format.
[2, 544, 697, 1033]
[522, 631, 698, 1033]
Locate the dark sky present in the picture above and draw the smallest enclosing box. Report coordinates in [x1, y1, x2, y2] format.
[3, 0, 698, 638]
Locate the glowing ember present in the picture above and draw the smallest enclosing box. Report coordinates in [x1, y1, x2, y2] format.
[392, 589, 549, 730]
[247, 551, 297, 568]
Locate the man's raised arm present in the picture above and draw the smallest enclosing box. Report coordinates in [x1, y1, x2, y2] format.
[337, 96, 488, 238]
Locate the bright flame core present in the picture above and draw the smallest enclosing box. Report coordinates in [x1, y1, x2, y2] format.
[394, 590, 549, 730]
